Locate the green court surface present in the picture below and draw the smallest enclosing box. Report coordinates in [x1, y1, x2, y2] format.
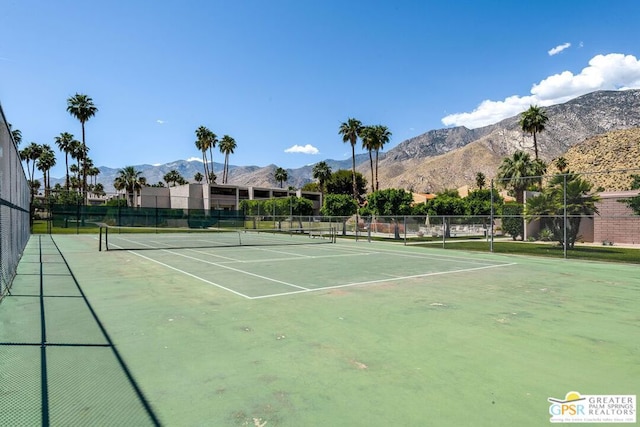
[1, 234, 638, 426]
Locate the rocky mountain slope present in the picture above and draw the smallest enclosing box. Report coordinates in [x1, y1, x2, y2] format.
[561, 127, 640, 191]
[369, 89, 640, 193]
[49, 89, 640, 194]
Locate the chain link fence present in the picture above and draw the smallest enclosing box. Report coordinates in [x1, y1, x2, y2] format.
[0, 103, 30, 301]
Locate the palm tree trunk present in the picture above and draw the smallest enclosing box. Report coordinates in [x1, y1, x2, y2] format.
[368, 151, 374, 193]
[82, 122, 87, 205]
[65, 153, 70, 190]
[375, 149, 380, 191]
[533, 132, 539, 160]
[351, 142, 357, 200]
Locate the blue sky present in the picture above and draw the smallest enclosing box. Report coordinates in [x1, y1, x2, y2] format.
[2, 0, 640, 179]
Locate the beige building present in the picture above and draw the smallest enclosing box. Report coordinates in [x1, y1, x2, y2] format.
[137, 183, 323, 215]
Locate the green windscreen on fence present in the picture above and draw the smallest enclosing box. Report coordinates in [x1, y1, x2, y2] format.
[0, 103, 30, 301]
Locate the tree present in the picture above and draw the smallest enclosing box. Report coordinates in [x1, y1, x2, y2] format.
[321, 193, 358, 235]
[114, 166, 144, 207]
[194, 172, 204, 183]
[475, 172, 486, 189]
[525, 172, 600, 248]
[36, 144, 56, 199]
[555, 157, 568, 173]
[338, 118, 364, 200]
[502, 202, 524, 240]
[365, 189, 414, 216]
[360, 126, 377, 193]
[66, 93, 98, 204]
[274, 167, 288, 188]
[424, 189, 468, 238]
[520, 105, 548, 160]
[20, 142, 43, 185]
[466, 188, 503, 216]
[497, 150, 538, 204]
[372, 125, 391, 191]
[54, 132, 78, 190]
[326, 169, 367, 198]
[9, 123, 21, 145]
[312, 161, 332, 198]
[195, 126, 215, 183]
[219, 135, 237, 184]
[163, 169, 185, 187]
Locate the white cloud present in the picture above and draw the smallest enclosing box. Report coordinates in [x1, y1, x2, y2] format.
[548, 42, 571, 56]
[186, 157, 203, 162]
[284, 144, 319, 154]
[156, 119, 165, 124]
[441, 53, 640, 129]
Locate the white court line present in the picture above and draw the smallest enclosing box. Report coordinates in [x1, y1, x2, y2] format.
[249, 262, 517, 299]
[316, 242, 512, 265]
[183, 248, 372, 264]
[162, 249, 309, 291]
[128, 251, 253, 299]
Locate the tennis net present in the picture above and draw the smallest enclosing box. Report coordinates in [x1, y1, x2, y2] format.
[98, 225, 336, 251]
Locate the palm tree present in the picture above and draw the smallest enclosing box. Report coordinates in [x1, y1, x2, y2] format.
[54, 132, 78, 190]
[497, 150, 537, 204]
[339, 118, 364, 200]
[520, 105, 548, 160]
[163, 169, 184, 187]
[67, 93, 98, 204]
[195, 126, 211, 181]
[194, 172, 203, 183]
[555, 157, 568, 173]
[475, 172, 486, 189]
[209, 132, 219, 181]
[9, 123, 21, 145]
[20, 142, 43, 185]
[114, 166, 144, 207]
[219, 135, 237, 184]
[274, 167, 288, 188]
[312, 161, 332, 198]
[360, 126, 376, 193]
[36, 145, 56, 199]
[372, 125, 391, 191]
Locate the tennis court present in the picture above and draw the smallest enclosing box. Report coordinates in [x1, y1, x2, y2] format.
[1, 233, 639, 426]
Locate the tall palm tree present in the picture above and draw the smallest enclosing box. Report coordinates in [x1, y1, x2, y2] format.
[274, 167, 288, 188]
[54, 132, 77, 190]
[114, 166, 144, 207]
[209, 132, 219, 181]
[219, 135, 237, 184]
[339, 118, 363, 200]
[36, 145, 56, 199]
[520, 105, 548, 160]
[66, 93, 98, 203]
[195, 126, 213, 182]
[312, 161, 332, 198]
[360, 126, 376, 193]
[497, 150, 537, 204]
[20, 142, 43, 185]
[475, 172, 486, 189]
[372, 125, 391, 191]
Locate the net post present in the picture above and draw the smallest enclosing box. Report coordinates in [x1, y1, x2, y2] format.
[99, 226, 103, 251]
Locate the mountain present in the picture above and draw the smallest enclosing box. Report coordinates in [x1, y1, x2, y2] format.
[369, 89, 640, 193]
[48, 89, 640, 194]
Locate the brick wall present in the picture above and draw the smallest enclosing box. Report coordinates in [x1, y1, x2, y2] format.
[594, 191, 640, 245]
